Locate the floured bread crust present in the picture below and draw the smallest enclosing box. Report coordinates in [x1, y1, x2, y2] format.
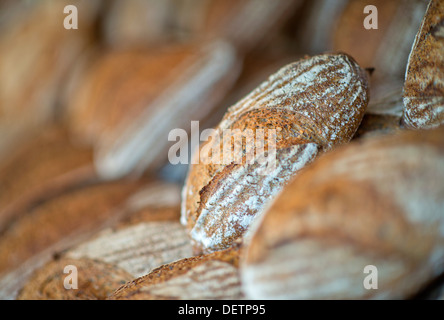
[182, 53, 369, 254]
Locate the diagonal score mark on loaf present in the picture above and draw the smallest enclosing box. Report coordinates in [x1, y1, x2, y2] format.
[402, 0, 444, 129]
[183, 53, 369, 253]
[139, 260, 242, 299]
[192, 144, 319, 252]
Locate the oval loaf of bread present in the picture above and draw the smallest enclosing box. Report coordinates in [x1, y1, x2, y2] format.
[181, 53, 369, 254]
[67, 40, 240, 180]
[241, 127, 444, 299]
[402, 0, 444, 130]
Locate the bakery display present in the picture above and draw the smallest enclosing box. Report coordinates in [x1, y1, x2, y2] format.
[0, 0, 441, 301]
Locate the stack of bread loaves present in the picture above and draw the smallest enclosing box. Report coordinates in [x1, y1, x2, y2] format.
[0, 0, 442, 300]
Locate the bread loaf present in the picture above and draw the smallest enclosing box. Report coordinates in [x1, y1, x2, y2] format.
[402, 0, 444, 130]
[109, 244, 243, 300]
[67, 40, 240, 180]
[241, 127, 444, 299]
[0, 0, 101, 154]
[0, 179, 147, 277]
[0, 125, 94, 233]
[16, 219, 193, 299]
[17, 258, 133, 300]
[182, 53, 369, 254]
[63, 182, 190, 281]
[0, 181, 184, 300]
[15, 183, 194, 300]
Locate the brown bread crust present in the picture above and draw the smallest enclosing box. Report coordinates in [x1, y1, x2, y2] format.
[109, 244, 243, 300]
[242, 127, 444, 299]
[402, 0, 444, 129]
[182, 53, 369, 254]
[18, 258, 133, 300]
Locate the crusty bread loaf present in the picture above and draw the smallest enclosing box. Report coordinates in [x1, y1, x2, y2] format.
[0, 0, 101, 153]
[16, 219, 193, 299]
[17, 258, 133, 300]
[109, 243, 243, 300]
[62, 181, 191, 282]
[66, 220, 192, 277]
[182, 53, 369, 254]
[1, 181, 184, 300]
[17, 207, 239, 300]
[67, 40, 240, 180]
[16, 208, 194, 300]
[0, 179, 148, 277]
[402, 0, 444, 129]
[241, 127, 444, 299]
[0, 125, 94, 234]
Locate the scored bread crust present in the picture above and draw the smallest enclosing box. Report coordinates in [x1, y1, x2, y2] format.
[402, 0, 444, 129]
[181, 53, 369, 254]
[109, 244, 242, 300]
[241, 127, 444, 299]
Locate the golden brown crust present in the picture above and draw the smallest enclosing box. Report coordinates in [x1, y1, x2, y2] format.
[9, 182, 189, 300]
[109, 244, 242, 300]
[242, 127, 444, 299]
[0, 1, 100, 135]
[0, 179, 146, 275]
[403, 0, 444, 129]
[67, 40, 240, 180]
[17, 258, 133, 300]
[117, 206, 181, 227]
[67, 45, 197, 146]
[0, 124, 94, 233]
